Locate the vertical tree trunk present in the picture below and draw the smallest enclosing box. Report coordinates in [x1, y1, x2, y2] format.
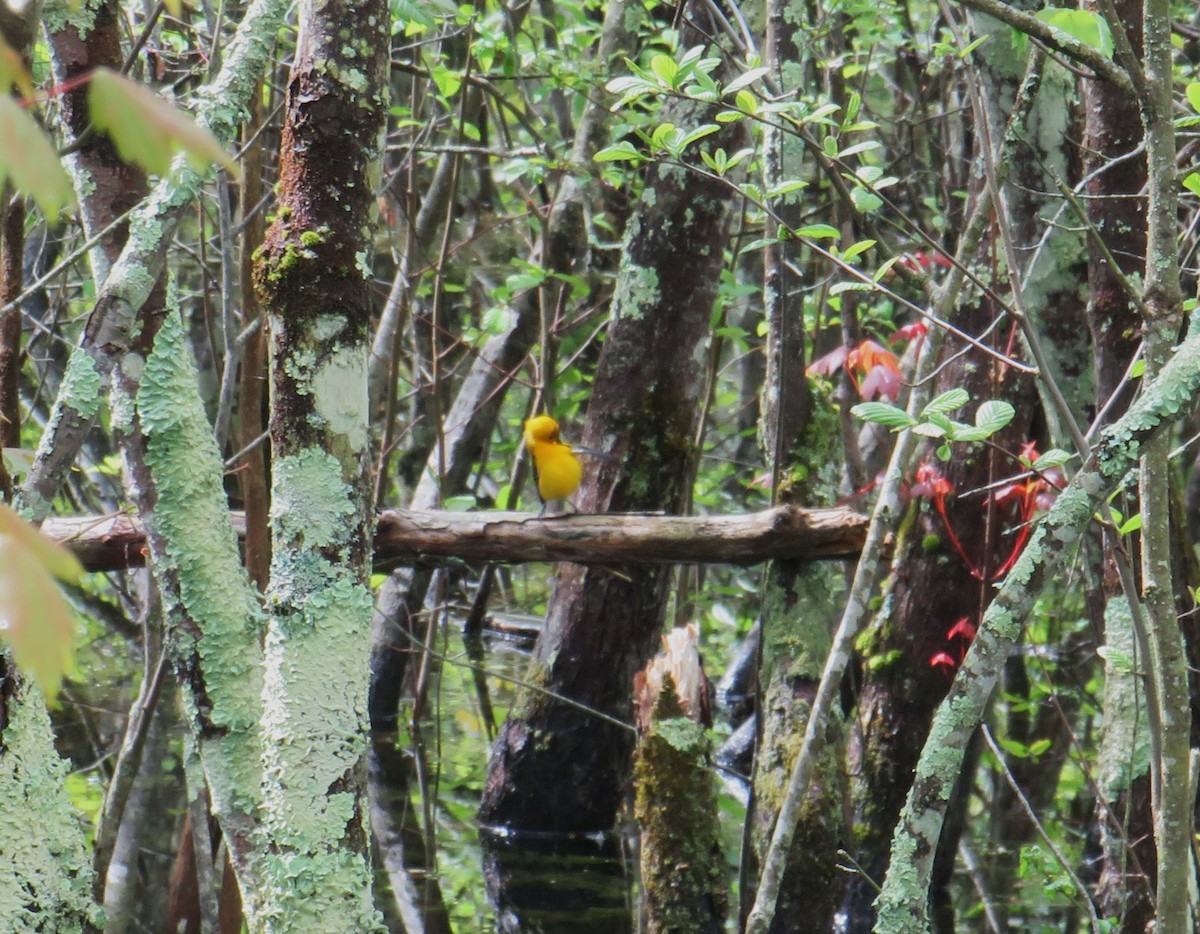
[0, 660, 98, 931]
[479, 2, 746, 834]
[846, 304, 1038, 930]
[251, 0, 389, 928]
[738, 3, 845, 928]
[634, 665, 726, 934]
[1080, 5, 1153, 929]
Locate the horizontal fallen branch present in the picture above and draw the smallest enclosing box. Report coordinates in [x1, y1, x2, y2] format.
[43, 504, 868, 573]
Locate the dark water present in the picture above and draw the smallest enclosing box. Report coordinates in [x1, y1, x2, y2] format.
[388, 620, 742, 932]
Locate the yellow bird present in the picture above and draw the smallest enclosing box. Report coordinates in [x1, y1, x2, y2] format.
[524, 414, 583, 512]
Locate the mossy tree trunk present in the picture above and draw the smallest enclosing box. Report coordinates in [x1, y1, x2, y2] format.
[738, 1, 845, 929]
[634, 680, 726, 934]
[478, 1, 746, 835]
[250, 0, 389, 928]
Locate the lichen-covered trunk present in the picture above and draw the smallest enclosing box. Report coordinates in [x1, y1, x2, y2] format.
[0, 660, 98, 931]
[250, 0, 388, 928]
[41, 7, 184, 921]
[1080, 5, 1154, 928]
[479, 4, 745, 835]
[967, 36, 1092, 923]
[846, 297, 1038, 930]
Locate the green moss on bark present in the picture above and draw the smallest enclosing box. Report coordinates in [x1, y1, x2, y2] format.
[634, 683, 726, 934]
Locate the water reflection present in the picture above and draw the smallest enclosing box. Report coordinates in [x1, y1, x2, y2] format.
[480, 827, 633, 934]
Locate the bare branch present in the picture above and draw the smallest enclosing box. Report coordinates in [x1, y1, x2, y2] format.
[46, 504, 869, 572]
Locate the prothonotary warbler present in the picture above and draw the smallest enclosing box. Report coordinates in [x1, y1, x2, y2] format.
[524, 414, 583, 513]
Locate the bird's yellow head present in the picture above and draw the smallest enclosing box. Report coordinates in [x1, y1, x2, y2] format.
[524, 414, 563, 447]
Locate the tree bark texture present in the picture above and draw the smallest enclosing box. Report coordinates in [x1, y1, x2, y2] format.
[846, 297, 1038, 929]
[18, 0, 290, 522]
[634, 682, 726, 934]
[251, 0, 390, 928]
[1081, 6, 1152, 927]
[871, 326, 1200, 934]
[45, 503, 868, 572]
[479, 0, 747, 834]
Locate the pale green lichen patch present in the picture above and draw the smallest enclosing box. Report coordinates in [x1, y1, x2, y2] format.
[611, 264, 661, 321]
[283, 345, 319, 392]
[59, 348, 105, 421]
[1098, 597, 1151, 794]
[309, 346, 369, 454]
[0, 683, 98, 931]
[42, 0, 104, 37]
[261, 848, 383, 933]
[138, 309, 265, 739]
[259, 567, 378, 930]
[271, 448, 357, 550]
[311, 314, 347, 343]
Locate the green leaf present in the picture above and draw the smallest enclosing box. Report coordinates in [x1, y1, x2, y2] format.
[999, 736, 1030, 758]
[0, 503, 84, 583]
[829, 282, 872, 296]
[723, 66, 769, 95]
[766, 178, 807, 198]
[974, 400, 1015, 435]
[838, 140, 881, 158]
[594, 141, 643, 163]
[1183, 173, 1200, 197]
[792, 223, 840, 240]
[1097, 644, 1134, 673]
[1189, 83, 1200, 115]
[0, 33, 33, 98]
[738, 237, 779, 255]
[1034, 9, 1114, 57]
[390, 0, 437, 32]
[850, 187, 884, 213]
[680, 123, 719, 148]
[913, 421, 948, 438]
[1031, 448, 1072, 470]
[88, 68, 239, 177]
[1118, 513, 1142, 536]
[649, 53, 679, 87]
[430, 63, 463, 98]
[922, 388, 970, 418]
[650, 122, 677, 150]
[2, 448, 34, 479]
[958, 34, 989, 58]
[851, 402, 915, 430]
[805, 102, 841, 125]
[481, 305, 512, 334]
[841, 238, 876, 263]
[0, 98, 75, 219]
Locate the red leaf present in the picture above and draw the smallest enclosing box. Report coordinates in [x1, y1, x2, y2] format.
[847, 339, 902, 377]
[888, 321, 928, 345]
[946, 617, 976, 643]
[859, 363, 903, 402]
[807, 344, 849, 377]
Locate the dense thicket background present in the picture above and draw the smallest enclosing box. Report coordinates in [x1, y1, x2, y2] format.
[3, 0, 1200, 931]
